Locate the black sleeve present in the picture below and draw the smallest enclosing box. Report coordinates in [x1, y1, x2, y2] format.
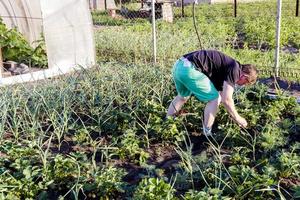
[225, 62, 240, 87]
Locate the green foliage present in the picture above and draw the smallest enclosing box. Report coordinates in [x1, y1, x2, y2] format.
[92, 0, 300, 79]
[0, 18, 47, 68]
[230, 147, 251, 165]
[0, 60, 299, 199]
[139, 99, 185, 142]
[0, 144, 51, 199]
[184, 188, 231, 200]
[293, 186, 300, 199]
[257, 124, 287, 151]
[133, 178, 177, 200]
[149, 116, 184, 142]
[51, 155, 78, 183]
[94, 166, 127, 198]
[0, 168, 52, 200]
[228, 165, 276, 199]
[117, 128, 149, 165]
[277, 150, 300, 178]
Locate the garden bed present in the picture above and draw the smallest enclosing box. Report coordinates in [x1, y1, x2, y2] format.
[0, 62, 299, 199]
[260, 76, 300, 103]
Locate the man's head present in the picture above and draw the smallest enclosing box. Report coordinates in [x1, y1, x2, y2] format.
[236, 64, 258, 86]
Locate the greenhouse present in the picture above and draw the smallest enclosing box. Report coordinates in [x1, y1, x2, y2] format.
[0, 0, 95, 85]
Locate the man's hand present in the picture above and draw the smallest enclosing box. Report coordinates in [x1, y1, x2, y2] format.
[235, 116, 248, 128]
[221, 81, 248, 129]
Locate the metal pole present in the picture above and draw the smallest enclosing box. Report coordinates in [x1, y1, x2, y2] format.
[234, 0, 237, 17]
[0, 48, 3, 78]
[181, 0, 185, 17]
[151, 0, 157, 64]
[296, 0, 299, 17]
[274, 0, 282, 77]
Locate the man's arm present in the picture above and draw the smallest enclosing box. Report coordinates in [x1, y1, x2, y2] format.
[220, 81, 247, 128]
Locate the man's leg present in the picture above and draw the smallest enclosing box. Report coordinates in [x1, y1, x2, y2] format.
[166, 95, 189, 117]
[203, 95, 221, 135]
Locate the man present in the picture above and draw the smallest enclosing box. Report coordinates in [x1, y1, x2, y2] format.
[166, 50, 258, 136]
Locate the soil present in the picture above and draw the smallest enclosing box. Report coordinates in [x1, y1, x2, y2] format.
[1, 65, 41, 78]
[259, 76, 300, 103]
[116, 134, 219, 185]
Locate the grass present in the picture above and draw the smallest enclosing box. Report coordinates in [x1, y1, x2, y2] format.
[93, 0, 300, 80]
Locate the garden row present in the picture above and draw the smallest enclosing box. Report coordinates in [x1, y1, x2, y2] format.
[0, 62, 299, 199]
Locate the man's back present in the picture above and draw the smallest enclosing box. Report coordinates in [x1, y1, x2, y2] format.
[183, 50, 241, 91]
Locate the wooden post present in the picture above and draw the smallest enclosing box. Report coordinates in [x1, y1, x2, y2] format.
[296, 0, 299, 17]
[151, 0, 157, 64]
[181, 0, 184, 17]
[274, 0, 282, 77]
[234, 0, 237, 17]
[0, 48, 3, 78]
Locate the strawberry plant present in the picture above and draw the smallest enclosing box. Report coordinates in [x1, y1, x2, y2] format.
[184, 188, 230, 200]
[93, 166, 127, 198]
[133, 178, 177, 200]
[257, 124, 287, 151]
[277, 150, 300, 178]
[117, 128, 149, 165]
[0, 18, 47, 68]
[227, 165, 276, 199]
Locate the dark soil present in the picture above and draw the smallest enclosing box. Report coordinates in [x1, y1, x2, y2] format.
[118, 133, 221, 186]
[259, 76, 300, 103]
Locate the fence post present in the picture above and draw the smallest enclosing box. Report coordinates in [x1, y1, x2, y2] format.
[296, 0, 299, 16]
[181, 0, 185, 17]
[151, 0, 157, 64]
[274, 0, 282, 77]
[234, 0, 237, 17]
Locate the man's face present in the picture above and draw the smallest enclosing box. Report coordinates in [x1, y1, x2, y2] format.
[236, 74, 250, 86]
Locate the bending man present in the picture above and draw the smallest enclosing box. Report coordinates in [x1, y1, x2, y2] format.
[166, 49, 258, 136]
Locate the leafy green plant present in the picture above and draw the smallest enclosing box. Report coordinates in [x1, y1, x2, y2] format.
[277, 150, 300, 178]
[257, 124, 287, 151]
[51, 155, 79, 183]
[117, 128, 149, 165]
[0, 18, 47, 68]
[230, 147, 251, 165]
[183, 187, 231, 200]
[292, 186, 300, 199]
[228, 165, 276, 199]
[133, 178, 177, 200]
[0, 54, 299, 199]
[93, 166, 127, 199]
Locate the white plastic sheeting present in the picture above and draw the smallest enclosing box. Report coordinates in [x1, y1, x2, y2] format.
[0, 0, 96, 85]
[41, 0, 95, 69]
[88, 0, 117, 10]
[0, 0, 42, 46]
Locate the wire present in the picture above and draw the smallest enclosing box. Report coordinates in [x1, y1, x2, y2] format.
[0, 16, 42, 20]
[192, 0, 202, 50]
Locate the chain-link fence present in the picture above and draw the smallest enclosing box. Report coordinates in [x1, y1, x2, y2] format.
[92, 0, 300, 80]
[0, 0, 299, 81]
